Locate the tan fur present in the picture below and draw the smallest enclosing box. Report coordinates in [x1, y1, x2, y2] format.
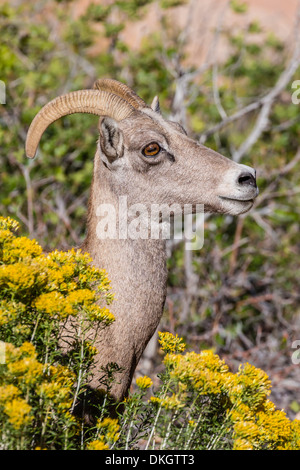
[26, 81, 258, 402]
[79, 108, 258, 401]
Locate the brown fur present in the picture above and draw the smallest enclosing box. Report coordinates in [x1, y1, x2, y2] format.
[26, 82, 258, 403]
[78, 107, 258, 401]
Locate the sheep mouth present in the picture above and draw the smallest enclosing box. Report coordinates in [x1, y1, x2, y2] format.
[218, 196, 254, 203]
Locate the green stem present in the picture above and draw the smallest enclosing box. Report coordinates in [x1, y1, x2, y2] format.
[145, 403, 162, 450]
[173, 391, 202, 448]
[207, 399, 240, 450]
[184, 411, 203, 450]
[145, 378, 172, 450]
[71, 322, 85, 414]
[30, 313, 41, 342]
[161, 410, 179, 450]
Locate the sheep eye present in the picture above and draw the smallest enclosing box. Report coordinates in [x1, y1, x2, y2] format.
[142, 142, 161, 157]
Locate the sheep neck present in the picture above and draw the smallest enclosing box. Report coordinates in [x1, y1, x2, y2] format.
[81, 161, 168, 399]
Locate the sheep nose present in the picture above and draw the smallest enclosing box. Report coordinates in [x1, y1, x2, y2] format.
[237, 171, 257, 188]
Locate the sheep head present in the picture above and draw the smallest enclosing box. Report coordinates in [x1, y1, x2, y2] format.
[26, 79, 258, 217]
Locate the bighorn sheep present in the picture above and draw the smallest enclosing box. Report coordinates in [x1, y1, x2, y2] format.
[25, 79, 258, 402]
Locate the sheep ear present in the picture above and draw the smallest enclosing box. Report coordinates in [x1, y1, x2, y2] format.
[151, 96, 161, 114]
[99, 117, 124, 164]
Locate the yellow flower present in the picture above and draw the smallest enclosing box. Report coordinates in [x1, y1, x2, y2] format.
[6, 341, 37, 360]
[161, 393, 184, 410]
[256, 409, 292, 444]
[286, 419, 300, 450]
[37, 382, 71, 405]
[87, 305, 115, 325]
[19, 341, 36, 356]
[84, 341, 98, 357]
[5, 342, 44, 385]
[0, 300, 25, 326]
[233, 420, 260, 441]
[2, 236, 42, 263]
[87, 440, 109, 450]
[0, 216, 19, 233]
[49, 363, 76, 389]
[233, 438, 253, 450]
[34, 291, 76, 318]
[163, 350, 229, 395]
[136, 375, 153, 390]
[230, 403, 253, 422]
[188, 420, 196, 428]
[0, 262, 46, 295]
[96, 417, 120, 443]
[7, 356, 43, 385]
[0, 384, 21, 403]
[0, 229, 14, 246]
[149, 396, 161, 406]
[67, 289, 96, 306]
[4, 398, 32, 429]
[158, 331, 186, 354]
[34, 284, 113, 322]
[48, 248, 92, 266]
[262, 399, 277, 414]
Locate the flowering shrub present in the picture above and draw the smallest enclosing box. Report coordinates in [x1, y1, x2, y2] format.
[0, 217, 115, 449]
[87, 418, 120, 450]
[0, 217, 299, 450]
[121, 332, 300, 450]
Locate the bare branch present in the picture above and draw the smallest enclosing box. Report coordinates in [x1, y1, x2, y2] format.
[168, 0, 230, 126]
[199, 99, 263, 142]
[200, 2, 300, 157]
[212, 63, 228, 121]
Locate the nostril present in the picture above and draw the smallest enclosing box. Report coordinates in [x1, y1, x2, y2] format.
[238, 172, 256, 187]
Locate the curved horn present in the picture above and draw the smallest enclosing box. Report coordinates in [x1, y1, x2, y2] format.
[93, 78, 147, 110]
[25, 89, 136, 159]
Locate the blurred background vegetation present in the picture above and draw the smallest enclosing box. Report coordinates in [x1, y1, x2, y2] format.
[0, 0, 299, 418]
